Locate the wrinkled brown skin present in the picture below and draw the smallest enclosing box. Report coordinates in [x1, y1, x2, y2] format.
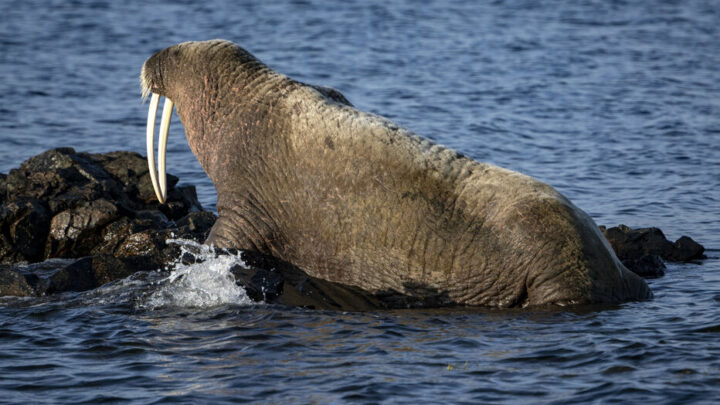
[141, 39, 651, 307]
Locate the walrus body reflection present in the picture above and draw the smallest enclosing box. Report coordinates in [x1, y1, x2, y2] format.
[141, 39, 651, 307]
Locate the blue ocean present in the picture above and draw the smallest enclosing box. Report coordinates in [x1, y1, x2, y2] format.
[1, 0, 719, 403]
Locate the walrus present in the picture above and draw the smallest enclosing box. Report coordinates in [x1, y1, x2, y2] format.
[140, 39, 651, 308]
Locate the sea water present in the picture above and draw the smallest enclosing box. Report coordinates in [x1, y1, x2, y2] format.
[1, 0, 719, 403]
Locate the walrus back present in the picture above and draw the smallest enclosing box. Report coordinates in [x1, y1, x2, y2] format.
[276, 84, 651, 306]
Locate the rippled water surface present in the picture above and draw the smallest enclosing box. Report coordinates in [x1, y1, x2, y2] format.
[1, 0, 719, 403]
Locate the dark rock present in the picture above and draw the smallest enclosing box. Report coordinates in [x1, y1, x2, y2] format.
[0, 148, 209, 266]
[90, 255, 136, 285]
[0, 234, 17, 263]
[4, 148, 120, 214]
[44, 255, 136, 294]
[114, 230, 167, 258]
[0, 147, 220, 297]
[669, 236, 705, 262]
[3, 148, 201, 217]
[159, 185, 203, 220]
[45, 199, 120, 258]
[93, 217, 149, 255]
[0, 198, 52, 262]
[45, 257, 101, 293]
[601, 224, 706, 262]
[117, 254, 165, 273]
[1, 255, 152, 297]
[0, 173, 6, 205]
[86, 150, 177, 204]
[135, 210, 170, 228]
[621, 254, 666, 278]
[600, 224, 706, 279]
[1, 259, 76, 296]
[0, 268, 36, 297]
[90, 151, 153, 187]
[601, 225, 670, 261]
[176, 211, 217, 239]
[136, 173, 166, 203]
[93, 221, 178, 267]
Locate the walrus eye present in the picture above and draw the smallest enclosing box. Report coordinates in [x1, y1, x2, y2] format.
[146, 92, 174, 204]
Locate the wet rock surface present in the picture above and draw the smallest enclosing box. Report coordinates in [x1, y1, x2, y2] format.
[0, 149, 709, 309]
[0, 267, 37, 297]
[0, 148, 215, 297]
[600, 224, 706, 278]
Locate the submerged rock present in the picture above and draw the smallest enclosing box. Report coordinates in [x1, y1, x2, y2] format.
[601, 224, 705, 262]
[600, 224, 705, 278]
[0, 255, 157, 297]
[0, 267, 36, 297]
[43, 255, 137, 294]
[0, 198, 52, 262]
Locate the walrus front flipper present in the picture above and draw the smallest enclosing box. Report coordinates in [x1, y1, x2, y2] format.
[230, 250, 459, 311]
[231, 250, 384, 311]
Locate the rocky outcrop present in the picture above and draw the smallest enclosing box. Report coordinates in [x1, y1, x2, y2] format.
[0, 148, 216, 297]
[0, 148, 213, 263]
[0, 148, 709, 309]
[600, 224, 705, 278]
[600, 225, 705, 262]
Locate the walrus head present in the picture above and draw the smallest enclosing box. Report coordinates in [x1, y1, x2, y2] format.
[141, 40, 272, 203]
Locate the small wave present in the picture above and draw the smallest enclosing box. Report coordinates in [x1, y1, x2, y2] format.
[139, 239, 254, 310]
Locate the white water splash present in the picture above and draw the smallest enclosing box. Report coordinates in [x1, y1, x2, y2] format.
[141, 239, 254, 309]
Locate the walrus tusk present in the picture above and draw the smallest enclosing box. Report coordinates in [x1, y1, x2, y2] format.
[158, 97, 174, 201]
[145, 93, 173, 204]
[146, 93, 162, 203]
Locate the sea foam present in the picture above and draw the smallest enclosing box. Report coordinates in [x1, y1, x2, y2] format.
[142, 239, 254, 309]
